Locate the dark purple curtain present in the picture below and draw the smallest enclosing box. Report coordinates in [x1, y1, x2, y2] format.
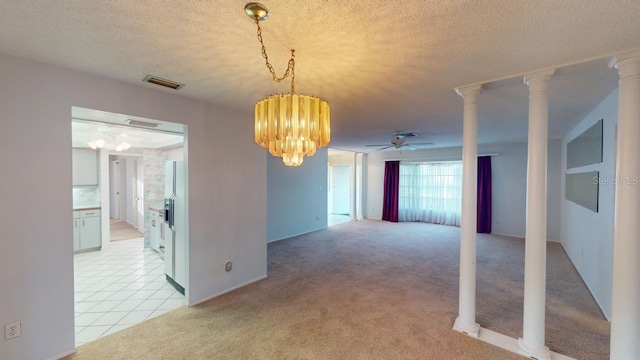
[477, 156, 492, 233]
[382, 161, 400, 222]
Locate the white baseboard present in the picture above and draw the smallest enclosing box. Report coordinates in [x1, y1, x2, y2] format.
[491, 232, 559, 242]
[47, 349, 76, 360]
[491, 232, 524, 239]
[267, 227, 326, 243]
[458, 327, 576, 360]
[189, 274, 268, 307]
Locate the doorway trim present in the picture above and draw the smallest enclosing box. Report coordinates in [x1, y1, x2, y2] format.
[71, 106, 191, 344]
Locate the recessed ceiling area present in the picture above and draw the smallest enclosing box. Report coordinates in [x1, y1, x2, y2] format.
[1, 1, 637, 152]
[474, 57, 619, 147]
[71, 107, 184, 150]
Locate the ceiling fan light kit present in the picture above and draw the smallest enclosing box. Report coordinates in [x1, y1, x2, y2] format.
[245, 3, 330, 167]
[88, 133, 131, 152]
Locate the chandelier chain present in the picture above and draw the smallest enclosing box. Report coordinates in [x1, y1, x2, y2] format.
[255, 19, 295, 94]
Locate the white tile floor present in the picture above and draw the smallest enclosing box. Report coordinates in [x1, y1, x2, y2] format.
[74, 237, 184, 346]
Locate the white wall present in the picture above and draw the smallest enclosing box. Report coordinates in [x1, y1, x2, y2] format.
[330, 165, 351, 215]
[561, 88, 618, 320]
[267, 149, 328, 242]
[0, 53, 266, 360]
[547, 140, 562, 241]
[328, 153, 354, 166]
[364, 141, 562, 241]
[167, 146, 184, 161]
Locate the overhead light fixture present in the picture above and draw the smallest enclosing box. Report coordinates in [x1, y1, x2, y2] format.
[88, 133, 131, 152]
[245, 2, 330, 167]
[127, 119, 159, 128]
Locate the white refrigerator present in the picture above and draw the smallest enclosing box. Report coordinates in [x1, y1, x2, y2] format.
[163, 160, 186, 294]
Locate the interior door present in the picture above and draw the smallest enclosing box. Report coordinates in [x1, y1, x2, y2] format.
[117, 159, 127, 220]
[135, 159, 145, 231]
[109, 160, 119, 219]
[109, 159, 127, 220]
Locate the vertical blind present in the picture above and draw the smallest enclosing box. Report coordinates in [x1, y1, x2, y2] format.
[398, 161, 463, 226]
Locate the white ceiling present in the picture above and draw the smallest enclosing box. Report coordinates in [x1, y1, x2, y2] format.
[1, 1, 638, 152]
[71, 121, 183, 150]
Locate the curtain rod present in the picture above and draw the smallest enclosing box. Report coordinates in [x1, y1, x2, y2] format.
[378, 153, 500, 162]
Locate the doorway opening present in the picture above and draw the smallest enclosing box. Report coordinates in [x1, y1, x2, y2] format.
[328, 164, 352, 226]
[109, 156, 144, 242]
[328, 149, 361, 227]
[71, 107, 188, 346]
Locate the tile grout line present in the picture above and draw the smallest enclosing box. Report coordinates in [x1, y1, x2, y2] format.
[74, 237, 185, 345]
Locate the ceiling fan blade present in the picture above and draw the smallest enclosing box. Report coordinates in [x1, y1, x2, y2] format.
[365, 144, 391, 147]
[407, 142, 434, 146]
[402, 145, 417, 150]
[376, 146, 393, 151]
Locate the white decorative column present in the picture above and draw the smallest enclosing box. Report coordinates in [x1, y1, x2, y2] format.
[453, 84, 482, 337]
[519, 69, 554, 360]
[355, 153, 364, 220]
[609, 49, 640, 360]
[351, 153, 357, 221]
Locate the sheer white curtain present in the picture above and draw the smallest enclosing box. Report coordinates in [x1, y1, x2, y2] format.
[398, 161, 463, 226]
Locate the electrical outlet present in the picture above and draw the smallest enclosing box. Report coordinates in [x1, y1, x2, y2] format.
[225, 262, 232, 272]
[5, 322, 21, 340]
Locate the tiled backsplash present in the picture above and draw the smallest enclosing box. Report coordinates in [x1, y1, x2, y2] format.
[143, 149, 168, 246]
[73, 186, 101, 207]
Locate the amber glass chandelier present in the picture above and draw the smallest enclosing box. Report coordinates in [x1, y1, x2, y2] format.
[245, 3, 330, 166]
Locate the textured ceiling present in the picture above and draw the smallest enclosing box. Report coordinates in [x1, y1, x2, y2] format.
[0, 1, 638, 152]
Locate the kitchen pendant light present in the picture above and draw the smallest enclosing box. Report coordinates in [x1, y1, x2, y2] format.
[245, 3, 330, 167]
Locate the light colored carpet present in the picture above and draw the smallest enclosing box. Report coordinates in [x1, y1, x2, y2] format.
[110, 219, 143, 241]
[67, 220, 609, 359]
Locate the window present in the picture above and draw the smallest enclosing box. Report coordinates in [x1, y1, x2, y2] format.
[398, 161, 462, 226]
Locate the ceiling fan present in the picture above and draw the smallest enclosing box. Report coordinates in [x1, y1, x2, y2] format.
[365, 132, 434, 151]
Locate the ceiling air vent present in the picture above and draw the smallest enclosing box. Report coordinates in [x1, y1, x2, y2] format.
[142, 75, 185, 90]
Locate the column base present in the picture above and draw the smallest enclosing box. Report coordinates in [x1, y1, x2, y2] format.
[518, 338, 551, 360]
[453, 317, 480, 338]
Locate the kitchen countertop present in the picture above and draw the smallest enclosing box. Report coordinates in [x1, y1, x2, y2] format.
[73, 205, 101, 211]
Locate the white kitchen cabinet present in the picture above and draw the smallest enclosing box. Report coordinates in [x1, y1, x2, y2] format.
[73, 219, 80, 251]
[73, 209, 101, 252]
[149, 209, 163, 253]
[72, 148, 98, 186]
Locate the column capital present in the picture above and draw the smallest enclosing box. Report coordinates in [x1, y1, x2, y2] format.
[454, 84, 482, 99]
[608, 46, 640, 69]
[524, 69, 555, 89]
[609, 47, 640, 81]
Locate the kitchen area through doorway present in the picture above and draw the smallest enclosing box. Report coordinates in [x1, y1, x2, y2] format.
[71, 107, 188, 346]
